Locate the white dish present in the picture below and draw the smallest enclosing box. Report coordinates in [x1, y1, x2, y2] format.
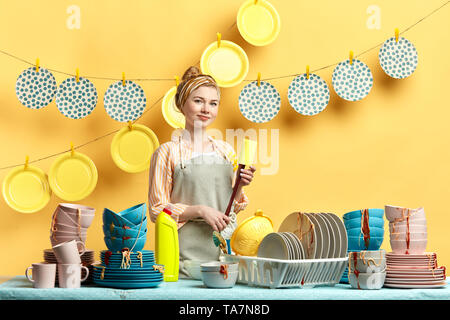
[278, 212, 316, 259]
[315, 213, 331, 259]
[318, 213, 337, 258]
[304, 213, 323, 259]
[257, 233, 289, 260]
[328, 213, 347, 257]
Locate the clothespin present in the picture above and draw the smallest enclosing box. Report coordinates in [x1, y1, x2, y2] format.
[70, 142, 75, 156]
[306, 65, 310, 79]
[76, 68, 80, 83]
[128, 121, 133, 131]
[35, 58, 40, 73]
[24, 155, 29, 170]
[122, 72, 126, 87]
[349, 51, 354, 65]
[217, 32, 222, 48]
[257, 72, 261, 87]
[395, 28, 399, 43]
[175, 75, 180, 87]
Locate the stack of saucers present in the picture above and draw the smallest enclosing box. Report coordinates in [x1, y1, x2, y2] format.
[92, 250, 164, 289]
[43, 248, 96, 284]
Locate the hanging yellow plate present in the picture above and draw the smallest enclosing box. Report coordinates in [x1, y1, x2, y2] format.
[49, 151, 98, 201]
[111, 123, 160, 173]
[2, 164, 51, 213]
[237, 0, 281, 46]
[200, 40, 249, 88]
[162, 86, 185, 129]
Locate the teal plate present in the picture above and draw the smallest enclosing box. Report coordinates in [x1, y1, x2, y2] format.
[93, 279, 162, 289]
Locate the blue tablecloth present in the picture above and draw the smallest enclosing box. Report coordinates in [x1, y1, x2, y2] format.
[0, 276, 449, 300]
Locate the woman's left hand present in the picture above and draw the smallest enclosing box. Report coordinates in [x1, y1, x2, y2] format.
[239, 165, 256, 187]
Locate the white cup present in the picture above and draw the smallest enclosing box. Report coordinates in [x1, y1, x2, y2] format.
[52, 240, 86, 264]
[25, 263, 56, 288]
[57, 264, 89, 288]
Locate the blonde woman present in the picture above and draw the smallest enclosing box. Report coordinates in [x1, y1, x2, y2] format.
[148, 66, 256, 278]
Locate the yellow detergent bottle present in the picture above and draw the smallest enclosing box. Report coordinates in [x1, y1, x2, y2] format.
[155, 206, 179, 282]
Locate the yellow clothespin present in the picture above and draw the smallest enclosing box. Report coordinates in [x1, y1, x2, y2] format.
[175, 76, 180, 87]
[76, 68, 80, 83]
[257, 72, 261, 87]
[128, 121, 133, 131]
[24, 155, 29, 170]
[122, 72, 126, 86]
[35, 58, 40, 73]
[217, 32, 222, 48]
[395, 28, 399, 43]
[306, 65, 310, 79]
[349, 51, 354, 65]
[70, 142, 75, 156]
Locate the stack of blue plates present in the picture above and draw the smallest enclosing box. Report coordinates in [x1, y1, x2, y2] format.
[93, 250, 164, 289]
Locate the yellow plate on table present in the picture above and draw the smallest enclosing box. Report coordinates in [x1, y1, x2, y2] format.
[2, 165, 51, 213]
[49, 151, 98, 201]
[162, 86, 185, 129]
[200, 40, 249, 88]
[111, 123, 160, 173]
[237, 0, 281, 46]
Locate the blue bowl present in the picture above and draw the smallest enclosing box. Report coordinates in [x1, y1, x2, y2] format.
[343, 209, 385, 220]
[346, 226, 385, 238]
[103, 208, 147, 229]
[103, 224, 147, 238]
[347, 235, 384, 251]
[344, 217, 385, 230]
[118, 203, 147, 226]
[104, 236, 147, 252]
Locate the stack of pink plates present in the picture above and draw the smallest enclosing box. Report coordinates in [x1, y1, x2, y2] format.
[384, 252, 447, 288]
[43, 248, 96, 284]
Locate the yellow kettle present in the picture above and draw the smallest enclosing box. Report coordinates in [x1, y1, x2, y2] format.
[230, 209, 273, 256]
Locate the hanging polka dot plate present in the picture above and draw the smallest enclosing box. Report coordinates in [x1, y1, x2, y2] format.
[48, 151, 98, 201]
[237, 0, 281, 46]
[2, 164, 52, 213]
[162, 86, 185, 129]
[379, 36, 418, 79]
[55, 77, 98, 119]
[15, 67, 57, 109]
[238, 81, 281, 123]
[103, 80, 147, 122]
[111, 123, 160, 173]
[288, 73, 330, 116]
[332, 59, 373, 101]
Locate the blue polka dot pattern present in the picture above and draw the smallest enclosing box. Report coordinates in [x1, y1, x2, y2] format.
[15, 67, 57, 109]
[238, 81, 281, 123]
[103, 80, 147, 122]
[379, 36, 418, 79]
[287, 73, 330, 116]
[55, 77, 98, 119]
[332, 59, 373, 101]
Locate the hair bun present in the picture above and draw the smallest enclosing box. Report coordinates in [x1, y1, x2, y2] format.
[181, 66, 201, 81]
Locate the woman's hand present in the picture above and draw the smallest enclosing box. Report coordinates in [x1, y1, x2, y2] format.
[199, 205, 231, 232]
[239, 165, 256, 187]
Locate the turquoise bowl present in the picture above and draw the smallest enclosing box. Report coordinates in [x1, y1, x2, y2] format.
[343, 208, 385, 220]
[103, 224, 147, 238]
[118, 203, 147, 226]
[347, 235, 384, 251]
[103, 207, 147, 229]
[104, 235, 147, 252]
[346, 226, 385, 238]
[344, 217, 384, 230]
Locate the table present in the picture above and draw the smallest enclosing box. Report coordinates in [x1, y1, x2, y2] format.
[0, 276, 449, 300]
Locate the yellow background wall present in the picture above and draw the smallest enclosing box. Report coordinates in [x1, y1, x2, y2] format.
[1, 0, 449, 276]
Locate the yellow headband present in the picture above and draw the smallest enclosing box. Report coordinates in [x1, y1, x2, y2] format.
[176, 75, 220, 110]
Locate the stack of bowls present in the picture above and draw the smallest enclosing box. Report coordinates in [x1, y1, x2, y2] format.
[348, 250, 387, 290]
[385, 205, 427, 254]
[50, 203, 95, 249]
[200, 261, 239, 288]
[102, 203, 147, 252]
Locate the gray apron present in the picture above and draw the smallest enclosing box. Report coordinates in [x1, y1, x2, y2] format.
[171, 139, 234, 278]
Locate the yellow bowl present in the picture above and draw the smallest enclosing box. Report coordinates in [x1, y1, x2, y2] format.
[231, 209, 273, 256]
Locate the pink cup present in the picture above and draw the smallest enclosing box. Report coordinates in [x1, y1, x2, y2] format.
[52, 240, 86, 264]
[384, 205, 426, 223]
[390, 239, 427, 254]
[57, 264, 89, 288]
[25, 263, 56, 288]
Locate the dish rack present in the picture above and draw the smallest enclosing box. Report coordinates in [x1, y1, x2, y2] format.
[222, 254, 348, 289]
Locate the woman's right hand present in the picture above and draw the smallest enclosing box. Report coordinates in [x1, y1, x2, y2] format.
[198, 205, 231, 232]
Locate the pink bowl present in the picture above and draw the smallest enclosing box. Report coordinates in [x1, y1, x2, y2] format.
[51, 229, 87, 238]
[389, 223, 427, 234]
[389, 232, 427, 241]
[51, 222, 88, 233]
[50, 234, 86, 248]
[390, 239, 427, 254]
[384, 205, 426, 223]
[53, 204, 95, 229]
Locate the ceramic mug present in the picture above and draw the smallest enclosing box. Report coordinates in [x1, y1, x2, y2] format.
[57, 264, 89, 288]
[52, 240, 86, 264]
[25, 263, 56, 288]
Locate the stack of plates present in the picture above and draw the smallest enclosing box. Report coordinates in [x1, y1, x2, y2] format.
[93, 250, 164, 289]
[257, 232, 304, 260]
[43, 248, 96, 284]
[384, 252, 446, 288]
[278, 212, 348, 259]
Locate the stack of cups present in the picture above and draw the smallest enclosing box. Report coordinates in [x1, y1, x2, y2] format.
[385, 205, 427, 254]
[348, 250, 387, 290]
[52, 240, 90, 288]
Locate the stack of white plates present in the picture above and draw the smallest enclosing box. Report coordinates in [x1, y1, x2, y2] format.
[384, 252, 446, 288]
[257, 232, 304, 259]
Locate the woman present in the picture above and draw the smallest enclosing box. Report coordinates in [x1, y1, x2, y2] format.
[148, 66, 256, 277]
